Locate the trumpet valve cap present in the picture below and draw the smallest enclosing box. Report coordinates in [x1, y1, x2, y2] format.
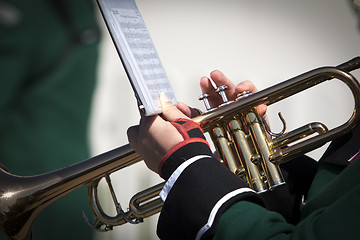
[236, 91, 252, 100]
[216, 85, 229, 103]
[199, 93, 211, 110]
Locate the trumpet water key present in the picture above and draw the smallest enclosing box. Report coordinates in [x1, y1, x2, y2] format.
[1, 57, 360, 240]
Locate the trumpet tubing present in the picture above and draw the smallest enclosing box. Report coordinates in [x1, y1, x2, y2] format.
[1, 57, 360, 240]
[0, 145, 141, 240]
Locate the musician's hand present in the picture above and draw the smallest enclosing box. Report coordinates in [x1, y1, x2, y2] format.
[176, 102, 201, 118]
[127, 94, 188, 173]
[176, 70, 267, 119]
[200, 70, 267, 117]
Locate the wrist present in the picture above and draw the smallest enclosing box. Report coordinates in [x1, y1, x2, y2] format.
[157, 118, 212, 180]
[159, 140, 212, 180]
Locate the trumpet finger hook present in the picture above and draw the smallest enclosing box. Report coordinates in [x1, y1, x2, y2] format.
[263, 112, 287, 138]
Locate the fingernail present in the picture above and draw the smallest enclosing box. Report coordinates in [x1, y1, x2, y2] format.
[236, 83, 245, 90]
[160, 93, 171, 103]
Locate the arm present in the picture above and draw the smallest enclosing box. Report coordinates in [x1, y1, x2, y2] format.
[127, 72, 265, 239]
[213, 158, 360, 240]
[127, 99, 263, 239]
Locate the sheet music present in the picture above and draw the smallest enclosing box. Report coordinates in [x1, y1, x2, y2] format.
[97, 0, 177, 116]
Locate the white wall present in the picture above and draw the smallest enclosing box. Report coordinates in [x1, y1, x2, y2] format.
[90, 0, 360, 239]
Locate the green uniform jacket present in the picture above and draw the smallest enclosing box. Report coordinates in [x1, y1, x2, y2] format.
[0, 1, 100, 239]
[156, 119, 360, 240]
[214, 159, 360, 240]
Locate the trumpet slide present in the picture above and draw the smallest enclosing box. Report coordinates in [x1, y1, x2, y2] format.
[1, 57, 360, 240]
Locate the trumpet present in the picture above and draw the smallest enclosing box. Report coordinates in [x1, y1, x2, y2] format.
[1, 57, 360, 240]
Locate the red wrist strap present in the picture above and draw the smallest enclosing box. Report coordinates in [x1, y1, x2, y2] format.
[158, 118, 209, 175]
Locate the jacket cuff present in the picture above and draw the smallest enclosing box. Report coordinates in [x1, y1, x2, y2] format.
[157, 157, 264, 240]
[158, 118, 211, 180]
[160, 141, 212, 180]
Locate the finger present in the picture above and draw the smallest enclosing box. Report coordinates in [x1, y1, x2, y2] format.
[200, 76, 216, 94]
[127, 125, 139, 149]
[235, 80, 268, 118]
[200, 70, 238, 108]
[209, 70, 237, 92]
[235, 80, 259, 95]
[160, 93, 188, 122]
[256, 104, 268, 117]
[200, 76, 221, 108]
[210, 70, 237, 99]
[139, 115, 157, 128]
[177, 102, 202, 118]
[127, 116, 156, 146]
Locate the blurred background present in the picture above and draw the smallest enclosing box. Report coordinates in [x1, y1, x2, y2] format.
[90, 0, 360, 239]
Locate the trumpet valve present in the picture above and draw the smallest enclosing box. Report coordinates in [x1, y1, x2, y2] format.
[216, 85, 229, 103]
[236, 90, 252, 100]
[199, 93, 212, 111]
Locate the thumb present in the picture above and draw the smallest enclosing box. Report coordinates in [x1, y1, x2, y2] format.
[160, 93, 188, 122]
[127, 125, 139, 148]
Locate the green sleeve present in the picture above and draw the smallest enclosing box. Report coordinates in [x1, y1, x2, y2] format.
[213, 183, 360, 240]
[213, 201, 293, 240]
